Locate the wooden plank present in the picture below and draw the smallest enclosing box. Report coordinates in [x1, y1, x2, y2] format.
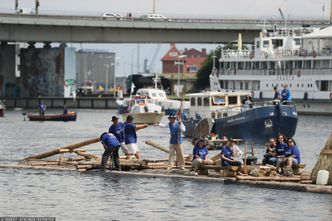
[211, 153, 221, 163]
[145, 140, 169, 154]
[236, 175, 301, 182]
[23, 137, 100, 160]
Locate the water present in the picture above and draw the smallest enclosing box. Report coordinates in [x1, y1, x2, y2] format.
[1, 109, 332, 221]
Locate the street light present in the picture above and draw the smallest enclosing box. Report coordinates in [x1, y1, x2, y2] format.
[174, 54, 186, 96]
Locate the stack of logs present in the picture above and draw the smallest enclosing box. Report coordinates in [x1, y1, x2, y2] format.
[21, 138, 312, 183]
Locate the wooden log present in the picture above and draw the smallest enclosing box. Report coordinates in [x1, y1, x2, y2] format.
[211, 153, 221, 163]
[236, 175, 301, 182]
[145, 140, 169, 154]
[311, 132, 332, 184]
[76, 165, 93, 169]
[59, 149, 70, 153]
[75, 151, 100, 160]
[23, 137, 100, 160]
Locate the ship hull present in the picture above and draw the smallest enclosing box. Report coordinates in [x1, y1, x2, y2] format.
[184, 104, 298, 143]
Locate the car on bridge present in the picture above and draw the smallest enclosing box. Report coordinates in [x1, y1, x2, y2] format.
[141, 13, 170, 21]
[101, 13, 124, 20]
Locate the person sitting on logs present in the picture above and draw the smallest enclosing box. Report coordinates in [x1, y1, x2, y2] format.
[262, 138, 277, 165]
[270, 134, 288, 167]
[277, 138, 301, 175]
[192, 138, 213, 176]
[221, 138, 244, 175]
[100, 132, 121, 172]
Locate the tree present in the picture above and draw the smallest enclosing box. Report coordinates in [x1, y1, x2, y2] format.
[193, 46, 222, 92]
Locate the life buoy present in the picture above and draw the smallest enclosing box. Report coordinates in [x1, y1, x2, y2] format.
[313, 50, 317, 58]
[249, 52, 254, 59]
[297, 70, 301, 77]
[330, 92, 332, 100]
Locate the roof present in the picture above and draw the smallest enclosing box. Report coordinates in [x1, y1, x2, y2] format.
[302, 26, 332, 39]
[161, 46, 182, 61]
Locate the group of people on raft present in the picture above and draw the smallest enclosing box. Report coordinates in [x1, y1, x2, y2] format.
[100, 113, 301, 176]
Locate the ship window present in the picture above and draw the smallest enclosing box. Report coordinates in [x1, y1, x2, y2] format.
[190, 97, 196, 106]
[297, 84, 299, 87]
[290, 84, 292, 87]
[308, 84, 310, 87]
[238, 62, 244, 70]
[256, 40, 260, 49]
[321, 81, 328, 91]
[266, 84, 268, 87]
[228, 96, 237, 105]
[212, 96, 225, 105]
[203, 97, 209, 106]
[245, 62, 252, 69]
[263, 40, 269, 48]
[262, 62, 268, 69]
[294, 38, 301, 46]
[253, 62, 259, 70]
[272, 39, 283, 48]
[197, 97, 202, 106]
[295, 60, 302, 68]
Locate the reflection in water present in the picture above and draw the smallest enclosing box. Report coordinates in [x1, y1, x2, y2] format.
[0, 110, 332, 220]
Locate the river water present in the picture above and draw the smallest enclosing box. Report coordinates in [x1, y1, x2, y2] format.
[0, 109, 332, 221]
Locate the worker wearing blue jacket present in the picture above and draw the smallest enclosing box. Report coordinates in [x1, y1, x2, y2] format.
[100, 132, 121, 171]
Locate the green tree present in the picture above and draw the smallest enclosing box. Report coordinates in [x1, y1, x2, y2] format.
[193, 46, 222, 92]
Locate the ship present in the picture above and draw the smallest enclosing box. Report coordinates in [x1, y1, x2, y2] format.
[211, 27, 332, 101]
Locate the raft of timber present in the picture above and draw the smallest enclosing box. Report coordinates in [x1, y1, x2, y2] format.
[0, 138, 331, 195]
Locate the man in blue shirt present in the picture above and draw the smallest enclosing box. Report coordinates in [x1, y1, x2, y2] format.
[168, 114, 186, 170]
[38, 101, 46, 116]
[192, 138, 213, 175]
[109, 116, 129, 157]
[100, 132, 121, 172]
[281, 84, 291, 102]
[124, 115, 148, 159]
[221, 138, 244, 174]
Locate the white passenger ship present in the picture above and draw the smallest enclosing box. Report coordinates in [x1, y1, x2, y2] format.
[212, 27, 332, 101]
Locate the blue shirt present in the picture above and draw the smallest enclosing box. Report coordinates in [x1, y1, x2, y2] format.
[276, 143, 287, 156]
[284, 145, 301, 164]
[221, 145, 233, 166]
[281, 88, 290, 101]
[124, 122, 137, 144]
[101, 133, 120, 149]
[193, 144, 209, 160]
[109, 122, 125, 143]
[169, 122, 183, 144]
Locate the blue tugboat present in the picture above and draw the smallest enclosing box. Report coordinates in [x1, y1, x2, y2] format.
[183, 74, 298, 142]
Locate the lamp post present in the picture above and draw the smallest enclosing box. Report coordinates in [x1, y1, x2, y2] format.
[174, 55, 186, 96]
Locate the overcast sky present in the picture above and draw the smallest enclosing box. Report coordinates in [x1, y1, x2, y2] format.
[0, 0, 330, 75]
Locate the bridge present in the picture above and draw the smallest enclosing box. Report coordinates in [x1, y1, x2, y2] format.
[0, 13, 329, 44]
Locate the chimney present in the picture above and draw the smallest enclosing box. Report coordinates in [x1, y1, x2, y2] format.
[202, 48, 207, 54]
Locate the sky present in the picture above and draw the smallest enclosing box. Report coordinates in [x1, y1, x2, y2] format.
[0, 0, 330, 76]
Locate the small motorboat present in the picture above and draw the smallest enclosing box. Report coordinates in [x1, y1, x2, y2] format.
[26, 111, 77, 121]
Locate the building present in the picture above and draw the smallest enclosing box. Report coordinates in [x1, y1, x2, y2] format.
[161, 43, 207, 95]
[76, 50, 116, 94]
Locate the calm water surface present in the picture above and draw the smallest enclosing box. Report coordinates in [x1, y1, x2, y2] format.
[0, 109, 332, 221]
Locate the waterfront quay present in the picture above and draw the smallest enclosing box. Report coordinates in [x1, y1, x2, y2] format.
[4, 97, 117, 109]
[3, 97, 332, 115]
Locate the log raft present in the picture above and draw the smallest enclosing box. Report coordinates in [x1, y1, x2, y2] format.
[1, 137, 331, 195]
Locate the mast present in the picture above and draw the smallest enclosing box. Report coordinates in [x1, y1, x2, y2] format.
[330, 0, 332, 23]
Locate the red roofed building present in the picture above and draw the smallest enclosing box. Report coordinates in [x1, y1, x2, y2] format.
[161, 43, 207, 95]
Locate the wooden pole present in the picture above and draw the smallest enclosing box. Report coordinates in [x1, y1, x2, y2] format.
[243, 142, 248, 174]
[145, 140, 169, 154]
[23, 137, 100, 160]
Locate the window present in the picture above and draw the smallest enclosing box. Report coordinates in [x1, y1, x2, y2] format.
[169, 52, 177, 57]
[190, 97, 196, 106]
[197, 97, 202, 106]
[203, 97, 209, 106]
[263, 40, 269, 48]
[228, 96, 237, 105]
[189, 65, 198, 73]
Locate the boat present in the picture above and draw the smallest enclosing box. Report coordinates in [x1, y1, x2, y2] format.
[117, 74, 189, 115]
[182, 74, 298, 142]
[27, 111, 77, 121]
[0, 100, 5, 117]
[211, 27, 332, 101]
[121, 95, 164, 125]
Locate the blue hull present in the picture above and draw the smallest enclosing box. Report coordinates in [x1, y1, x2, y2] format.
[184, 104, 298, 143]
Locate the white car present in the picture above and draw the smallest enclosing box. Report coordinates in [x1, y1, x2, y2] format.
[141, 13, 169, 21]
[102, 13, 124, 20]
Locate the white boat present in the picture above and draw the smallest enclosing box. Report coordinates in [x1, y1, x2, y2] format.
[211, 27, 332, 101]
[122, 95, 164, 125]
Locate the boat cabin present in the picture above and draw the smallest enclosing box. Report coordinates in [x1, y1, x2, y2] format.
[186, 91, 250, 119]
